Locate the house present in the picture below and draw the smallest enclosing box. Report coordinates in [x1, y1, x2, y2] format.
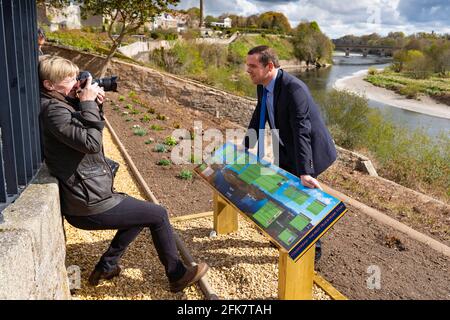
[210, 17, 232, 28]
[37, 1, 102, 31]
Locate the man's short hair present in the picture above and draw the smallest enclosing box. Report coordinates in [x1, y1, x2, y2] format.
[247, 46, 280, 68]
[38, 55, 79, 84]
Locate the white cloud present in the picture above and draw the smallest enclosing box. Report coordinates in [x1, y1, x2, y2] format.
[174, 0, 450, 38]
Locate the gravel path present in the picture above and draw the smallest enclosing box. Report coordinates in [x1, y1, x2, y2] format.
[65, 127, 331, 300]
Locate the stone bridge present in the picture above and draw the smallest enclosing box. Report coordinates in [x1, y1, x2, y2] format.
[333, 41, 400, 57]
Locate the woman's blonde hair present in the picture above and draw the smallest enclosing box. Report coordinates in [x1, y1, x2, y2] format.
[38, 55, 79, 84]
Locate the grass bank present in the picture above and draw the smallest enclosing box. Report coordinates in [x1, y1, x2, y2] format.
[365, 69, 450, 105]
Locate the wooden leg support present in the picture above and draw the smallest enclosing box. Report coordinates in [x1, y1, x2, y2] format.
[213, 192, 238, 235]
[278, 245, 315, 300]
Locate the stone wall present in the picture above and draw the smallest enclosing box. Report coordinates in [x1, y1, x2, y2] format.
[0, 165, 71, 299]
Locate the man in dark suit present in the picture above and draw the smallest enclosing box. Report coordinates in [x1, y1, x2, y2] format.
[244, 46, 337, 260]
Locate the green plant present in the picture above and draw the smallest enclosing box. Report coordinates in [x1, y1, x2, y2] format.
[119, 96, 126, 101]
[125, 118, 133, 122]
[141, 114, 152, 122]
[179, 169, 193, 180]
[130, 108, 140, 115]
[144, 138, 154, 145]
[164, 136, 177, 146]
[151, 124, 164, 131]
[133, 127, 147, 136]
[154, 144, 167, 153]
[125, 104, 133, 109]
[128, 90, 137, 98]
[157, 159, 171, 166]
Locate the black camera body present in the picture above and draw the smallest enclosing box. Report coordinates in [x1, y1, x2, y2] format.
[77, 71, 118, 92]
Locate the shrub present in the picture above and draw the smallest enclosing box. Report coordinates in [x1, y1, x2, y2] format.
[144, 138, 154, 145]
[157, 159, 171, 166]
[399, 83, 421, 99]
[154, 144, 167, 153]
[151, 124, 164, 131]
[119, 96, 126, 101]
[133, 128, 147, 136]
[368, 67, 378, 75]
[141, 115, 152, 122]
[179, 169, 193, 180]
[164, 136, 177, 146]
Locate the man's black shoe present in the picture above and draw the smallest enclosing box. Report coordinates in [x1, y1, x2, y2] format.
[88, 265, 122, 286]
[169, 263, 209, 293]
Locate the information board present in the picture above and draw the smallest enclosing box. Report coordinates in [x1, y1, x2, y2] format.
[195, 142, 348, 261]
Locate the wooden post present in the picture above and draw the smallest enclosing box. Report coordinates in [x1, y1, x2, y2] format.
[278, 245, 315, 300]
[213, 192, 238, 234]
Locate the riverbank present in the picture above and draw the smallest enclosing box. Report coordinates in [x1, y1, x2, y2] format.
[333, 70, 450, 120]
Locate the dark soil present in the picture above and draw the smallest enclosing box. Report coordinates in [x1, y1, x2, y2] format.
[104, 90, 450, 300]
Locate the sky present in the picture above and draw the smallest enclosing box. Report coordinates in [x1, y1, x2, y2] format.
[171, 0, 450, 39]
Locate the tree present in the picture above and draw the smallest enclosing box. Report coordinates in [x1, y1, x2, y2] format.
[81, 0, 180, 76]
[257, 11, 291, 33]
[291, 21, 333, 66]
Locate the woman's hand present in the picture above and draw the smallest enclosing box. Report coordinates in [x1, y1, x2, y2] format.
[78, 76, 102, 102]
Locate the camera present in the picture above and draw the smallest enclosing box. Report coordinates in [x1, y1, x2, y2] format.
[77, 71, 118, 92]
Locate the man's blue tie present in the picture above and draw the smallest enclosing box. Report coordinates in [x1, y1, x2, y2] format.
[258, 88, 268, 160]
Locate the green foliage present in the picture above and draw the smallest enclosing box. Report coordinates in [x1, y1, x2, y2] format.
[398, 83, 421, 99]
[144, 139, 154, 145]
[291, 22, 333, 65]
[141, 114, 152, 122]
[151, 124, 164, 131]
[179, 169, 193, 180]
[157, 159, 171, 166]
[154, 144, 168, 153]
[128, 91, 137, 98]
[164, 136, 178, 146]
[119, 96, 126, 101]
[132, 127, 147, 136]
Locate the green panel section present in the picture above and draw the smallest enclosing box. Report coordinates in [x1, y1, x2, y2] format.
[238, 164, 262, 184]
[307, 200, 326, 215]
[253, 170, 286, 194]
[289, 214, 310, 231]
[253, 201, 283, 228]
[283, 187, 309, 205]
[278, 228, 297, 246]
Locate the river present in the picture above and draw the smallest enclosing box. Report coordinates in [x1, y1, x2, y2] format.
[292, 52, 450, 138]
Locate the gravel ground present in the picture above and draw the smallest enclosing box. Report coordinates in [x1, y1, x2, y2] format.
[64, 127, 331, 300]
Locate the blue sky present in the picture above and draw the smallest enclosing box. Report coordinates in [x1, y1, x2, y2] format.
[172, 0, 450, 38]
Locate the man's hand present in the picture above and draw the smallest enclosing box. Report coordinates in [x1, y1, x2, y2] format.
[78, 76, 102, 102]
[300, 175, 322, 190]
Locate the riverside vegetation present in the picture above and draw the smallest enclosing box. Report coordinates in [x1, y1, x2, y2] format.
[47, 29, 449, 202]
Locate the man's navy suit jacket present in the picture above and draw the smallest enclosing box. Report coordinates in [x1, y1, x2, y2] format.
[245, 69, 337, 177]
